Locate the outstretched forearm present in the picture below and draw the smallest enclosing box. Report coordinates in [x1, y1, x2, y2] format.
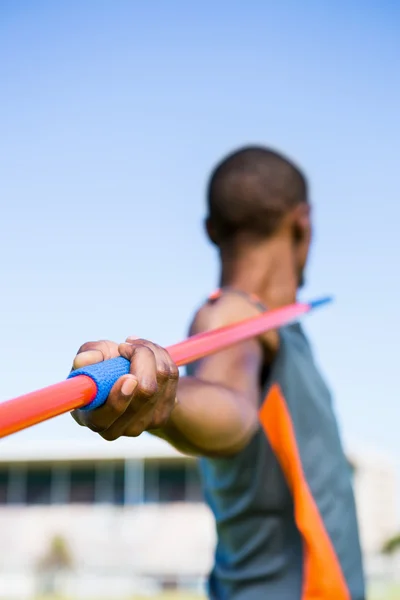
[149, 376, 259, 457]
[71, 300, 263, 448]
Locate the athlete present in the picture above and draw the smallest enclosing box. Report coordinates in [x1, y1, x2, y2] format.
[71, 146, 365, 599]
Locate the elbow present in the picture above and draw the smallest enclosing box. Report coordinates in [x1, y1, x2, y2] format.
[208, 405, 260, 457]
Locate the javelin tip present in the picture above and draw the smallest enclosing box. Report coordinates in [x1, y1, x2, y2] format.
[307, 296, 334, 310]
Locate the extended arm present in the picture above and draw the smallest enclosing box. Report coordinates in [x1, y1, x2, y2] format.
[71, 295, 271, 457]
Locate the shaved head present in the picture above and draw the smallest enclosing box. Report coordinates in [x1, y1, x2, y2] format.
[207, 146, 308, 245]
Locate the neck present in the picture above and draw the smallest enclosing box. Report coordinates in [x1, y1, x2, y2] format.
[219, 237, 299, 309]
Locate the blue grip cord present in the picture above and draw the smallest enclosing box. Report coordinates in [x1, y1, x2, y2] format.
[67, 356, 131, 411]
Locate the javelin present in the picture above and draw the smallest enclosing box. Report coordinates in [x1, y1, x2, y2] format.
[0, 297, 332, 439]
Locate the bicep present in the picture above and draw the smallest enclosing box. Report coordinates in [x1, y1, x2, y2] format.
[187, 305, 264, 404]
[157, 305, 264, 456]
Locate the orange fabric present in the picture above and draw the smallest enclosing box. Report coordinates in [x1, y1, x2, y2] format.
[208, 289, 222, 300]
[259, 384, 350, 600]
[208, 288, 263, 305]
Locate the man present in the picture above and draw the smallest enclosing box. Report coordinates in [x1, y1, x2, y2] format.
[72, 146, 365, 599]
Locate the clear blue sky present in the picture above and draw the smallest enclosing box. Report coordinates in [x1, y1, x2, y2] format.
[1, 1, 399, 478]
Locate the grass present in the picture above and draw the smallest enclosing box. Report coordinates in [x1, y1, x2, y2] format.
[132, 596, 202, 599]
[34, 596, 203, 600]
[128, 593, 399, 600]
[34, 589, 400, 600]
[368, 583, 400, 600]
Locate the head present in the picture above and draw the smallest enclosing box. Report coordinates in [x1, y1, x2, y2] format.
[205, 145, 312, 287]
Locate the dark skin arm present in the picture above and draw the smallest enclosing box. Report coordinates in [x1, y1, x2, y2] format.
[72, 294, 278, 457]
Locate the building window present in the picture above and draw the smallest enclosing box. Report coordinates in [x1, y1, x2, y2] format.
[185, 462, 203, 502]
[26, 466, 52, 504]
[51, 465, 70, 504]
[0, 468, 8, 504]
[114, 464, 125, 505]
[0, 459, 204, 506]
[7, 465, 27, 504]
[144, 460, 203, 503]
[94, 462, 115, 504]
[144, 463, 159, 503]
[158, 463, 186, 503]
[69, 465, 96, 503]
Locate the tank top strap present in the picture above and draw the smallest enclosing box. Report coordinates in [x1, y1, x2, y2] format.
[207, 287, 267, 312]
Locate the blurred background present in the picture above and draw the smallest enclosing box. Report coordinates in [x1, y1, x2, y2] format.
[0, 1, 399, 599]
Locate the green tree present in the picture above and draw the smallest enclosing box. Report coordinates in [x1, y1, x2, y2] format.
[382, 533, 400, 555]
[36, 534, 73, 597]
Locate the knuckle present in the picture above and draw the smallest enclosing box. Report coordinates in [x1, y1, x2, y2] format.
[131, 344, 156, 363]
[169, 363, 179, 380]
[155, 344, 171, 359]
[159, 350, 178, 378]
[151, 412, 167, 429]
[136, 344, 155, 357]
[156, 363, 171, 383]
[71, 411, 85, 427]
[129, 422, 145, 437]
[137, 380, 158, 399]
[77, 341, 97, 354]
[78, 340, 115, 357]
[132, 339, 153, 350]
[100, 430, 119, 442]
[153, 342, 167, 355]
[100, 340, 119, 358]
[109, 395, 130, 415]
[87, 421, 108, 434]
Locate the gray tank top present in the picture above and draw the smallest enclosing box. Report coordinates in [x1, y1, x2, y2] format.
[187, 291, 365, 600]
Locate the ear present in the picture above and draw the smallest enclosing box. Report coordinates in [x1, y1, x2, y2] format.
[205, 217, 218, 246]
[292, 203, 312, 244]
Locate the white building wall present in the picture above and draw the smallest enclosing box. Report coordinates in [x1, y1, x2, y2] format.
[0, 436, 399, 594]
[351, 452, 398, 556]
[0, 504, 215, 575]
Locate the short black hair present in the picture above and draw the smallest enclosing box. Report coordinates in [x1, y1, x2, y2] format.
[207, 145, 308, 243]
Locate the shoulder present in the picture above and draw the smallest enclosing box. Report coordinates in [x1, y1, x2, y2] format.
[189, 292, 258, 335]
[187, 295, 264, 391]
[189, 292, 279, 361]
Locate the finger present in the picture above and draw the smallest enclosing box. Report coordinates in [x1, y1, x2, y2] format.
[123, 340, 179, 428]
[92, 347, 178, 438]
[150, 376, 179, 429]
[95, 362, 158, 440]
[71, 410, 85, 427]
[121, 340, 176, 387]
[73, 350, 104, 370]
[100, 371, 179, 439]
[73, 374, 137, 433]
[128, 345, 159, 400]
[100, 399, 155, 440]
[125, 338, 179, 376]
[99, 344, 168, 439]
[73, 340, 119, 370]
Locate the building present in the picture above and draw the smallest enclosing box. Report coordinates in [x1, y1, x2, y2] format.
[0, 434, 204, 506]
[0, 433, 398, 599]
[348, 449, 399, 556]
[0, 434, 214, 599]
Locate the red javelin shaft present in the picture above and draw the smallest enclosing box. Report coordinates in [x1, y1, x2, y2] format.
[0, 297, 331, 439]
